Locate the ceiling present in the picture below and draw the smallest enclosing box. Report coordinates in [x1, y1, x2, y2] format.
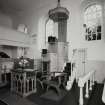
[0, 0, 57, 12]
[0, 0, 39, 12]
[0, 0, 84, 14]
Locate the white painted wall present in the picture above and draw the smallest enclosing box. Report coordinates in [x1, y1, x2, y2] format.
[0, 11, 13, 28]
[80, 0, 105, 83]
[0, 11, 31, 58]
[0, 46, 17, 58]
[36, 0, 105, 83]
[1, 0, 104, 82]
[0, 26, 30, 47]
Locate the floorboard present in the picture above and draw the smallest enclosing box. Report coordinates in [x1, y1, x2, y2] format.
[0, 82, 104, 105]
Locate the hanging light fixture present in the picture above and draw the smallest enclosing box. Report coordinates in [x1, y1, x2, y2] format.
[48, 0, 69, 22]
[48, 0, 69, 42]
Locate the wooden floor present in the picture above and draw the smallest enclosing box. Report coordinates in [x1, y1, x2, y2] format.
[58, 82, 104, 105]
[0, 82, 104, 105]
[0, 85, 37, 105]
[87, 83, 104, 105]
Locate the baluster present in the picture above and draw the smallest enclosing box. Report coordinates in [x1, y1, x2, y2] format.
[27, 80, 29, 93]
[15, 75, 17, 91]
[20, 74, 22, 93]
[78, 70, 96, 105]
[11, 72, 13, 91]
[21, 80, 22, 93]
[89, 78, 92, 91]
[18, 75, 21, 93]
[0, 63, 2, 83]
[75, 66, 78, 83]
[71, 62, 73, 77]
[34, 75, 36, 92]
[16, 75, 18, 92]
[4, 65, 7, 83]
[32, 79, 34, 91]
[13, 74, 16, 90]
[4, 73, 7, 83]
[79, 86, 83, 105]
[85, 80, 89, 98]
[92, 74, 95, 85]
[23, 73, 26, 96]
[16, 80, 19, 93]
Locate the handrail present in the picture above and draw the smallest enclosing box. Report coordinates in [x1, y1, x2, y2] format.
[0, 58, 14, 62]
[66, 67, 77, 90]
[78, 70, 95, 87]
[65, 50, 78, 91]
[0, 99, 9, 105]
[48, 71, 67, 78]
[102, 82, 105, 103]
[78, 70, 95, 105]
[0, 26, 30, 47]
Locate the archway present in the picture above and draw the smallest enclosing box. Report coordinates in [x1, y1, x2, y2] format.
[38, 14, 49, 50]
[0, 52, 10, 58]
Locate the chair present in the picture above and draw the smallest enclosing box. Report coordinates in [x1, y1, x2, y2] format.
[36, 68, 68, 95]
[36, 70, 51, 90]
[43, 71, 67, 95]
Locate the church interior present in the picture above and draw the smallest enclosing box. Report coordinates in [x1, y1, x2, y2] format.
[0, 0, 105, 105]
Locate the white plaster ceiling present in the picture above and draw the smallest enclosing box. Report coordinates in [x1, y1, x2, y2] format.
[0, 0, 84, 14]
[0, 0, 38, 12]
[0, 0, 56, 11]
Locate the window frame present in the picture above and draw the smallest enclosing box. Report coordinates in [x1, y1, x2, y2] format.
[83, 3, 103, 41]
[45, 19, 54, 43]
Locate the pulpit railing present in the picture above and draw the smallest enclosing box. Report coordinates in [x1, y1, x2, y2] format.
[78, 70, 95, 105]
[11, 70, 36, 97]
[10, 58, 38, 97]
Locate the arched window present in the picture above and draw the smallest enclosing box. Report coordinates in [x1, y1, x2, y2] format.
[84, 4, 102, 41]
[46, 19, 54, 43]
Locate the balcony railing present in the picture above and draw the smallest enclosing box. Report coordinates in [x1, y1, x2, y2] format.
[78, 70, 96, 105]
[0, 26, 30, 47]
